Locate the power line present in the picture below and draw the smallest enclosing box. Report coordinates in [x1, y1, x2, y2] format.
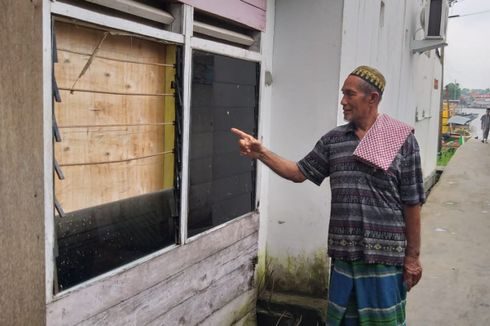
[450, 8, 490, 18]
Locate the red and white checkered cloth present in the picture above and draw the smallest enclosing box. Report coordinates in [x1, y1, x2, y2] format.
[353, 114, 414, 171]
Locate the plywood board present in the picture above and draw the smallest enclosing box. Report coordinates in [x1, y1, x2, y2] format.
[54, 21, 176, 213]
[55, 156, 165, 212]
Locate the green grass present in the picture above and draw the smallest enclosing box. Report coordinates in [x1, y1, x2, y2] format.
[437, 147, 456, 166]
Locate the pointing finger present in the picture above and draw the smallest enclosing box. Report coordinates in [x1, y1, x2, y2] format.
[231, 128, 253, 140]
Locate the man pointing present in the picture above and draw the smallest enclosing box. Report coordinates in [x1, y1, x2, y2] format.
[232, 66, 425, 326]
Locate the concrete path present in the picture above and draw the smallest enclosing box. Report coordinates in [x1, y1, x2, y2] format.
[407, 139, 490, 325]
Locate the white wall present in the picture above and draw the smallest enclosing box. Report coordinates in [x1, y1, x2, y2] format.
[259, 0, 443, 296]
[337, 0, 442, 179]
[259, 0, 344, 295]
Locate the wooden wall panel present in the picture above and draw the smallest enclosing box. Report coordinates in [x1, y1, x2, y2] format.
[54, 21, 175, 213]
[79, 234, 257, 325]
[47, 214, 259, 326]
[0, 2, 46, 325]
[55, 126, 165, 164]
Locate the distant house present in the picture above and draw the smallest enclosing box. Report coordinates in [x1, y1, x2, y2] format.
[472, 94, 490, 108]
[1, 0, 445, 325]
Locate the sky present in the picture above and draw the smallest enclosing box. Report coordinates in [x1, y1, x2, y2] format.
[444, 0, 490, 89]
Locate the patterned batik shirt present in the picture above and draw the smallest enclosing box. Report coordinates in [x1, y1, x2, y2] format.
[297, 123, 425, 266]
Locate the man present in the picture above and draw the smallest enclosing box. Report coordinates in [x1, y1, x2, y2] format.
[231, 66, 425, 326]
[480, 108, 490, 143]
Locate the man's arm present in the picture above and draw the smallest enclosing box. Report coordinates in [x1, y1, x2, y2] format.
[404, 204, 422, 291]
[231, 128, 306, 183]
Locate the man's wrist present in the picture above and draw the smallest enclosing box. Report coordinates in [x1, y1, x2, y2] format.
[405, 250, 420, 258]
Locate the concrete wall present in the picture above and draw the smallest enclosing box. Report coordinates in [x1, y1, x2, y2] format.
[337, 0, 442, 179]
[0, 1, 47, 325]
[261, 0, 344, 296]
[260, 0, 443, 300]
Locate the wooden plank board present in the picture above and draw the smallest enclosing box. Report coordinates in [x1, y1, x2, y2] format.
[146, 263, 254, 325]
[197, 288, 256, 325]
[46, 213, 258, 326]
[55, 156, 165, 213]
[79, 235, 257, 325]
[55, 126, 165, 165]
[55, 51, 167, 95]
[55, 91, 166, 126]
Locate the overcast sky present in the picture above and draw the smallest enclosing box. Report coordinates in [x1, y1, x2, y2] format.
[444, 0, 490, 89]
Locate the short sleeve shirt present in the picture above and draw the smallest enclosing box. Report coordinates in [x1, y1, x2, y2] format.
[297, 123, 425, 266]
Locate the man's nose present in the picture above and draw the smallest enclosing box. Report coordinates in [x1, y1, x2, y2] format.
[340, 96, 347, 106]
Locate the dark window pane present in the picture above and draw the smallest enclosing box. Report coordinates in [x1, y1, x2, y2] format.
[428, 0, 443, 37]
[56, 190, 176, 290]
[188, 51, 259, 237]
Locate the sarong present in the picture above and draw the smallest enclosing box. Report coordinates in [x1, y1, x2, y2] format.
[326, 260, 407, 326]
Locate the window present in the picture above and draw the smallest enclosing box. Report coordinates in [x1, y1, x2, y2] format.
[188, 51, 259, 237]
[53, 21, 181, 290]
[49, 2, 262, 292]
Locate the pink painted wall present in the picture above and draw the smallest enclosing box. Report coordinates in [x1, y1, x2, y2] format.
[178, 0, 266, 31]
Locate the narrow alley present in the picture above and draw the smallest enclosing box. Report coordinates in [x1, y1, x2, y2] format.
[407, 139, 490, 325]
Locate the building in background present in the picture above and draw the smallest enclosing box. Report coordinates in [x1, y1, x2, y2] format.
[0, 0, 446, 325]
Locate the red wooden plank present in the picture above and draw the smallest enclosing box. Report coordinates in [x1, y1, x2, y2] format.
[179, 0, 266, 31]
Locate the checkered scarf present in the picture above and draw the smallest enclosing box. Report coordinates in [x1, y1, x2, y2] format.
[353, 114, 414, 171]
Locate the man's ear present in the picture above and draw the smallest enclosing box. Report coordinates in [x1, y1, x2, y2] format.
[368, 92, 380, 104]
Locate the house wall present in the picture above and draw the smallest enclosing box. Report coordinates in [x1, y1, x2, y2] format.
[43, 2, 268, 325]
[261, 0, 344, 296]
[337, 0, 442, 180]
[0, 1, 47, 325]
[47, 214, 259, 325]
[260, 0, 443, 301]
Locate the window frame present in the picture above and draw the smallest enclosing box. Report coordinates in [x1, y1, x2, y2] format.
[45, 0, 263, 303]
[181, 6, 263, 245]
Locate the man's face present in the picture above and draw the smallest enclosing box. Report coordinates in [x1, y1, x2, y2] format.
[340, 75, 372, 123]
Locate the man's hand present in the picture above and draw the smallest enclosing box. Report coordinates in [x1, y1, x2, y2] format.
[230, 128, 306, 183]
[404, 255, 422, 291]
[231, 128, 263, 159]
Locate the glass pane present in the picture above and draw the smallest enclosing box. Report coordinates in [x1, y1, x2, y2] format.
[53, 21, 180, 291]
[188, 51, 259, 237]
